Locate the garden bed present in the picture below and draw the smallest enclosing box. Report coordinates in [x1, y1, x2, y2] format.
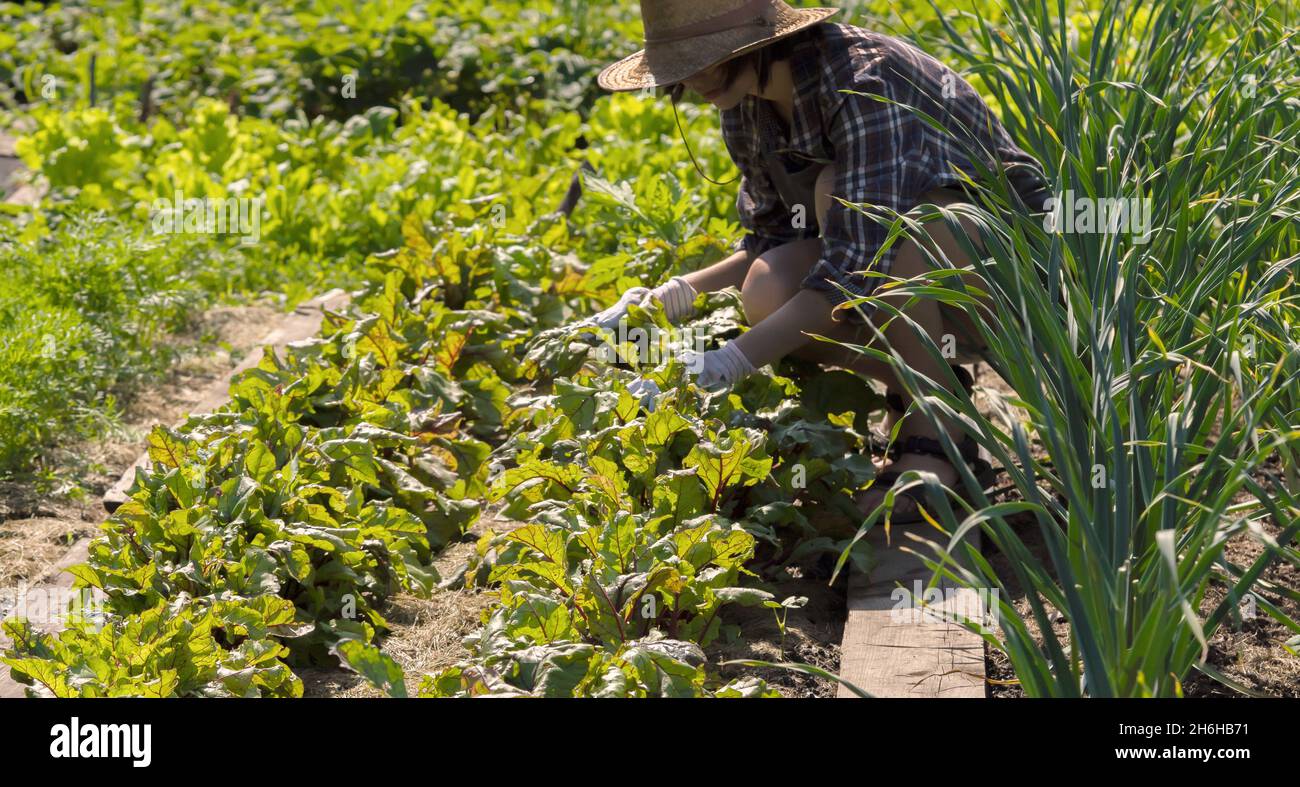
[981, 501, 1299, 699]
[0, 304, 278, 589]
[2, 0, 1296, 701]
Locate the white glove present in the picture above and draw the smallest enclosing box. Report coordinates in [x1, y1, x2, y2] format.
[680, 342, 756, 392]
[627, 377, 662, 411]
[589, 277, 698, 331]
[650, 276, 698, 324]
[591, 286, 652, 331]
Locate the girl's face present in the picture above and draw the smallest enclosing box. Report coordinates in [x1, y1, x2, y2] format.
[682, 60, 755, 110]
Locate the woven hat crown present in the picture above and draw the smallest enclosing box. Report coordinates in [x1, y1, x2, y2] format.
[640, 0, 783, 43]
[597, 0, 839, 92]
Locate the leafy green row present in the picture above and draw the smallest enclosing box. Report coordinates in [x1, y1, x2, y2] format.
[374, 297, 881, 697]
[0, 0, 643, 120]
[1, 214, 542, 694]
[3, 596, 306, 697]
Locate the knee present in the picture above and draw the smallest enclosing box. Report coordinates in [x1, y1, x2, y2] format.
[741, 256, 793, 326]
[890, 240, 928, 279]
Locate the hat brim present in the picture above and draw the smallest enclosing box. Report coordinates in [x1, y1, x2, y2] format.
[597, 7, 840, 92]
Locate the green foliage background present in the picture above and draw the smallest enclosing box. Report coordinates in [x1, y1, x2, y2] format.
[0, 0, 1296, 696]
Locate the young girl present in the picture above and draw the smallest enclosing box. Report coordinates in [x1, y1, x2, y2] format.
[587, 0, 1051, 522]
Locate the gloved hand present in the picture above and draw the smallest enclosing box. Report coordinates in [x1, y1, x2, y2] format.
[586, 277, 698, 333]
[627, 376, 662, 411]
[628, 341, 754, 413]
[680, 341, 756, 392]
[590, 286, 652, 332]
[650, 276, 698, 324]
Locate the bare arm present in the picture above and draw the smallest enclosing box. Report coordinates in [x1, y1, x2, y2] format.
[680, 248, 753, 293]
[732, 288, 840, 368]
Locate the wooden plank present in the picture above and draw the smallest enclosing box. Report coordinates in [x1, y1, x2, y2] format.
[1, 130, 44, 206]
[103, 288, 351, 512]
[3, 183, 42, 206]
[836, 523, 987, 698]
[0, 156, 20, 197]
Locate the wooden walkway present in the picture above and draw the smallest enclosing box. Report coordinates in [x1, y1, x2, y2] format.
[0, 130, 41, 206]
[836, 522, 987, 698]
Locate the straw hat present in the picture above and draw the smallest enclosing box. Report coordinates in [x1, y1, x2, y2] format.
[597, 0, 840, 92]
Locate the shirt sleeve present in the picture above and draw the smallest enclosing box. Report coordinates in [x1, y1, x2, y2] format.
[800, 86, 928, 323]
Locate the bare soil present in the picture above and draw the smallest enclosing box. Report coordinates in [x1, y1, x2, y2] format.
[300, 514, 510, 698]
[981, 504, 1299, 698]
[711, 561, 847, 697]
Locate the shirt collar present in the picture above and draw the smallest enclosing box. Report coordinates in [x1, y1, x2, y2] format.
[745, 30, 829, 162]
[786, 31, 829, 160]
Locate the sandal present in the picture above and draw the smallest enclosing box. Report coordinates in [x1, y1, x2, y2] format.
[856, 430, 997, 526]
[867, 365, 976, 453]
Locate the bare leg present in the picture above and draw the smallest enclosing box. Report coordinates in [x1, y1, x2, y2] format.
[738, 172, 992, 512]
[850, 195, 992, 516]
[739, 239, 896, 380]
[740, 179, 988, 384]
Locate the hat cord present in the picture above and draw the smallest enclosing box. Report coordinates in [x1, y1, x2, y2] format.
[670, 88, 740, 187]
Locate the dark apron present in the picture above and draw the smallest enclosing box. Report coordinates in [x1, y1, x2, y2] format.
[753, 97, 834, 226]
[762, 148, 826, 224]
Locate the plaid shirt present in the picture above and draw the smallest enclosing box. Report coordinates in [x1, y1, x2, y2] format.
[720, 23, 1051, 318]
